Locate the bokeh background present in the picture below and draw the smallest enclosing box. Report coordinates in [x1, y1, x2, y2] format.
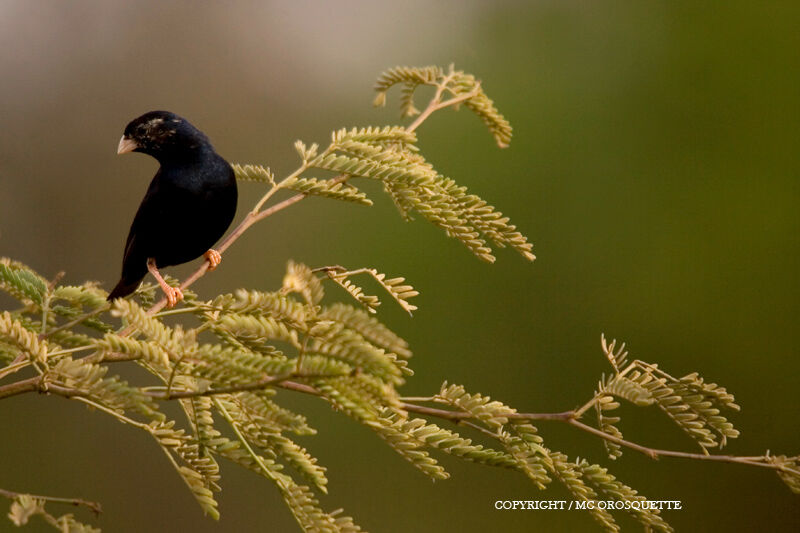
[1, 1, 798, 531]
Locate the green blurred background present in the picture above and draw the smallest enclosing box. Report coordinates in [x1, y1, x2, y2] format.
[1, 1, 798, 531]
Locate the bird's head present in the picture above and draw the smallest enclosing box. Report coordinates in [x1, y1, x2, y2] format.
[117, 111, 211, 162]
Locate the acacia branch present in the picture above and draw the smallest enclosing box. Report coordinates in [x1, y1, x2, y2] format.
[3, 366, 796, 481]
[267, 380, 798, 479]
[0, 487, 102, 517]
[0, 376, 41, 399]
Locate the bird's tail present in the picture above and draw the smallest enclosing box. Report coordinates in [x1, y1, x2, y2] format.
[107, 275, 144, 301]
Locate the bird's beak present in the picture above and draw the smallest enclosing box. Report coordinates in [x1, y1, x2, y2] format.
[117, 136, 138, 155]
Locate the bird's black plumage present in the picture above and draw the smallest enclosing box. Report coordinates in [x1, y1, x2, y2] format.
[108, 111, 238, 302]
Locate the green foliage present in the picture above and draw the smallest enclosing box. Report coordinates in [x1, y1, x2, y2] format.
[578, 460, 672, 532]
[231, 163, 276, 185]
[591, 334, 742, 456]
[1, 65, 794, 533]
[320, 267, 418, 315]
[0, 311, 49, 364]
[0, 258, 48, 305]
[255, 67, 537, 263]
[373, 65, 512, 148]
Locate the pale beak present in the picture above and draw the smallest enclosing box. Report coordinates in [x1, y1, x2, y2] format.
[117, 136, 138, 154]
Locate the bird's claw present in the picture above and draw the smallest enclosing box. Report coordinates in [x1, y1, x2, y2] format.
[163, 285, 184, 308]
[204, 249, 222, 271]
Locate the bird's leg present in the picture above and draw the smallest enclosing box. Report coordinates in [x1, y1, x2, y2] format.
[204, 249, 222, 271]
[147, 258, 183, 308]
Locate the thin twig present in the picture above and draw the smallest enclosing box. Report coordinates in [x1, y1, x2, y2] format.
[566, 418, 800, 475]
[0, 360, 31, 381]
[0, 487, 102, 516]
[46, 345, 97, 358]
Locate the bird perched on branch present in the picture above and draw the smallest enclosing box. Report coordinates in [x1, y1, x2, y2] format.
[107, 111, 238, 307]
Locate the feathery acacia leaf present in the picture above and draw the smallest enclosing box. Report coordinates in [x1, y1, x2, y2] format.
[309, 323, 403, 383]
[332, 125, 417, 145]
[628, 364, 740, 451]
[602, 375, 654, 407]
[213, 288, 308, 326]
[367, 413, 449, 480]
[504, 422, 551, 488]
[319, 303, 411, 358]
[283, 261, 324, 307]
[383, 181, 415, 221]
[149, 421, 220, 519]
[0, 311, 48, 363]
[217, 313, 301, 349]
[437, 382, 514, 429]
[578, 459, 673, 532]
[323, 268, 418, 315]
[452, 71, 513, 148]
[52, 356, 162, 419]
[240, 391, 315, 436]
[594, 394, 623, 460]
[97, 333, 171, 366]
[283, 176, 372, 205]
[549, 451, 618, 532]
[601, 335, 629, 373]
[324, 274, 380, 312]
[111, 299, 182, 351]
[0, 258, 48, 306]
[374, 65, 512, 148]
[231, 163, 275, 185]
[226, 395, 328, 492]
[382, 410, 519, 469]
[373, 65, 443, 101]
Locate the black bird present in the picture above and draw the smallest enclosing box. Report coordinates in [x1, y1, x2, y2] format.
[107, 111, 238, 307]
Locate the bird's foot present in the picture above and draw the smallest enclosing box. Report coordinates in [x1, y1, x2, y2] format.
[162, 285, 184, 308]
[147, 258, 184, 308]
[204, 249, 222, 271]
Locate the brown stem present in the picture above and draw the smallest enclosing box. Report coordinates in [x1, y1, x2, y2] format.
[0, 376, 95, 401]
[0, 376, 41, 399]
[565, 418, 797, 475]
